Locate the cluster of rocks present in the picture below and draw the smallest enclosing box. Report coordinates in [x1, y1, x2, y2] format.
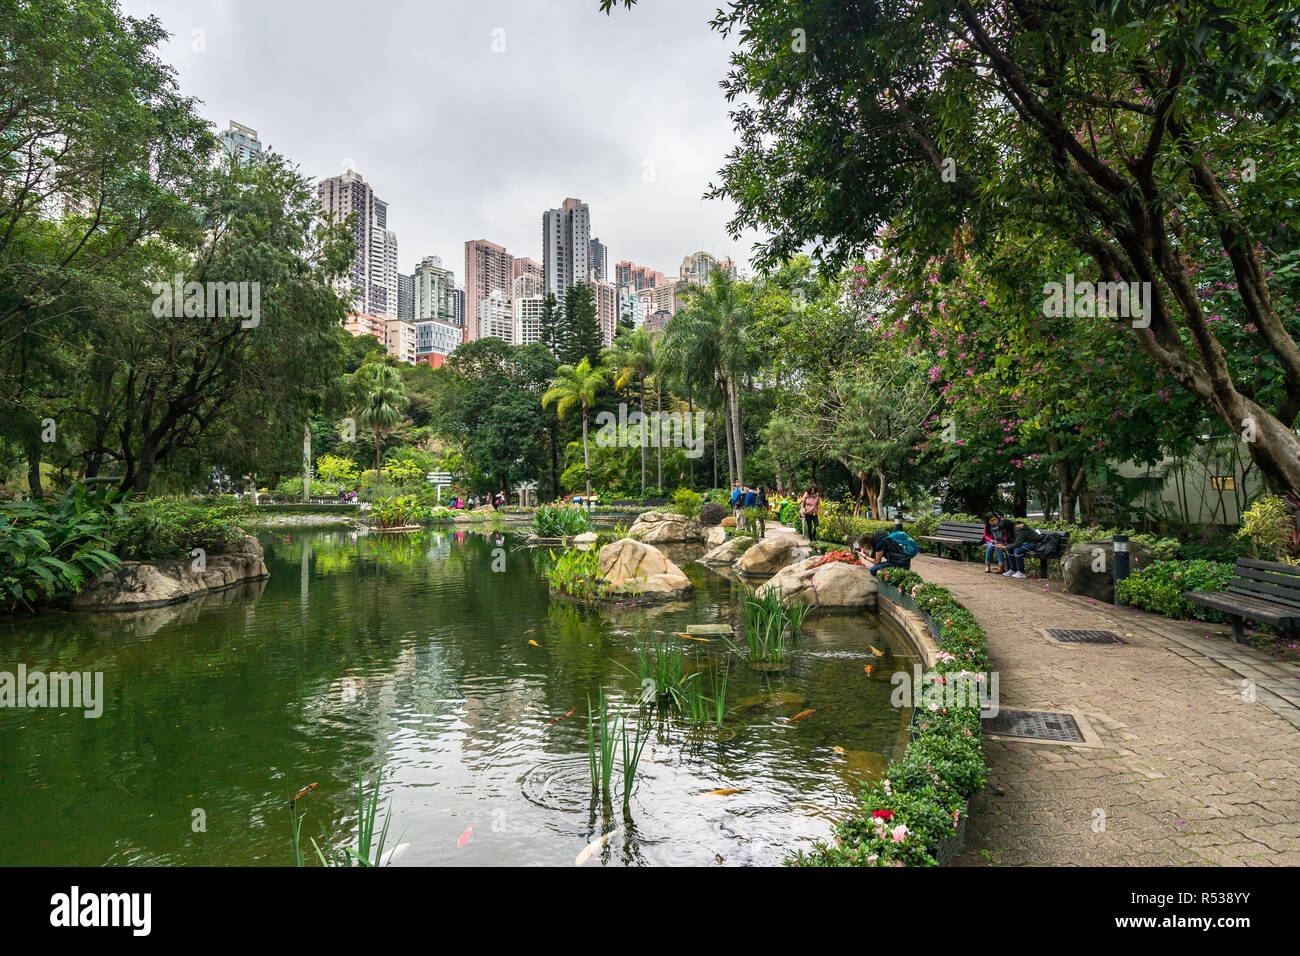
[69, 535, 270, 611]
[596, 537, 693, 601]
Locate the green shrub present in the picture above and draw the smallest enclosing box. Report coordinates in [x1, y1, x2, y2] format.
[1115, 559, 1235, 622]
[1, 485, 123, 612]
[116, 497, 247, 561]
[793, 567, 988, 866]
[1239, 495, 1299, 563]
[671, 487, 703, 518]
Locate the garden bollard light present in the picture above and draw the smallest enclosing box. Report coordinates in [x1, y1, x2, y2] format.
[1113, 534, 1130, 607]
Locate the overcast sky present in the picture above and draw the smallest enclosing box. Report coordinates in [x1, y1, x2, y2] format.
[119, 0, 763, 280]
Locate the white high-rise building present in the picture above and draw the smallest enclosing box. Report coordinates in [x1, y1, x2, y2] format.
[414, 255, 457, 322]
[220, 120, 262, 164]
[318, 170, 399, 318]
[542, 197, 591, 300]
[514, 294, 545, 347]
[478, 290, 514, 343]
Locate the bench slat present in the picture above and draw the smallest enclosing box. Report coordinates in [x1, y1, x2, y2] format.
[1186, 591, 1300, 625]
[1233, 565, 1300, 592]
[1226, 578, 1300, 608]
[1235, 556, 1300, 576]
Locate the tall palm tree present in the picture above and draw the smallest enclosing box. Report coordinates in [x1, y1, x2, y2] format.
[542, 357, 609, 499]
[602, 326, 654, 495]
[353, 362, 407, 488]
[661, 270, 752, 484]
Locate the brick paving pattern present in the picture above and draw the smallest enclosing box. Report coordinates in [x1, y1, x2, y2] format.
[906, 556, 1300, 866]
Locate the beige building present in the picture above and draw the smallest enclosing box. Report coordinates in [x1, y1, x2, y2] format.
[679, 250, 736, 286]
[478, 290, 514, 343]
[514, 294, 545, 347]
[592, 280, 620, 346]
[464, 239, 514, 342]
[384, 318, 418, 364]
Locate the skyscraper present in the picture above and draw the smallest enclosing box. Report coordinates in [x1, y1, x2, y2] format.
[614, 260, 664, 290]
[464, 239, 514, 342]
[680, 250, 736, 286]
[542, 197, 591, 300]
[588, 238, 608, 282]
[414, 255, 456, 322]
[220, 120, 262, 164]
[318, 170, 398, 317]
[397, 273, 414, 323]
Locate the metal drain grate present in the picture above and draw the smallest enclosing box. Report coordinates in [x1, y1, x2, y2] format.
[1047, 628, 1126, 644]
[984, 709, 1086, 742]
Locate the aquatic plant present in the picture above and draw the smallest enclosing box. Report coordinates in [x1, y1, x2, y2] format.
[619, 717, 650, 810]
[632, 633, 686, 708]
[307, 765, 400, 867]
[587, 690, 619, 800]
[546, 546, 609, 604]
[532, 503, 592, 537]
[737, 587, 810, 663]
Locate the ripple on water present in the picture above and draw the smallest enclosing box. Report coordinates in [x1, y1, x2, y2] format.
[519, 756, 594, 812]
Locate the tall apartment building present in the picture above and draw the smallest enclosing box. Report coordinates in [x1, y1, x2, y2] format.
[592, 280, 619, 347]
[614, 260, 664, 291]
[513, 257, 542, 282]
[588, 238, 608, 282]
[513, 271, 544, 301]
[680, 250, 736, 286]
[464, 239, 514, 342]
[637, 279, 684, 319]
[385, 318, 418, 364]
[397, 273, 414, 323]
[449, 288, 464, 329]
[343, 313, 386, 341]
[220, 120, 262, 164]
[414, 255, 457, 322]
[619, 287, 646, 328]
[514, 294, 545, 347]
[542, 197, 591, 300]
[478, 290, 514, 343]
[318, 170, 398, 317]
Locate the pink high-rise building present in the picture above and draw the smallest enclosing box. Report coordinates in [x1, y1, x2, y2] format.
[464, 239, 514, 342]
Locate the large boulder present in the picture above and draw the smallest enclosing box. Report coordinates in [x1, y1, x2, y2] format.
[732, 534, 804, 578]
[627, 511, 704, 544]
[597, 538, 693, 600]
[1061, 539, 1155, 602]
[704, 526, 727, 548]
[697, 537, 744, 566]
[756, 556, 877, 610]
[69, 534, 270, 611]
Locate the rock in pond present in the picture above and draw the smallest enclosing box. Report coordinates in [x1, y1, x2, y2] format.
[732, 534, 803, 578]
[756, 556, 877, 610]
[69, 534, 270, 611]
[597, 537, 694, 601]
[697, 538, 744, 567]
[627, 511, 705, 544]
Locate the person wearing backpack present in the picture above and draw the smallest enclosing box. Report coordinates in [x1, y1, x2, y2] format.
[1004, 521, 1042, 578]
[861, 528, 918, 576]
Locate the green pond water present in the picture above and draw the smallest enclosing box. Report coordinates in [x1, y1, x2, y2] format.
[0, 526, 916, 866]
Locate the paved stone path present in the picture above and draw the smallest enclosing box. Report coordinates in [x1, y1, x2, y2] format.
[908, 556, 1300, 866]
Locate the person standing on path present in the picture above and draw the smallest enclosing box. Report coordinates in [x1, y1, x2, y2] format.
[756, 486, 769, 538]
[801, 483, 821, 544]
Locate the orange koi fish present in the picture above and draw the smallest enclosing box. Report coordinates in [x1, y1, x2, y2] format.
[785, 709, 816, 723]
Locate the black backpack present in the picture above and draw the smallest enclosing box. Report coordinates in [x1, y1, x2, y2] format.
[1037, 531, 1065, 557]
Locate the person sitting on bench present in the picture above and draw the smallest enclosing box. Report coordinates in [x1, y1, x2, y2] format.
[1000, 521, 1041, 579]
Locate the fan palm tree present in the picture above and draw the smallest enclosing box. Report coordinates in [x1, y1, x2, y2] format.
[353, 362, 407, 488]
[602, 326, 654, 495]
[542, 357, 609, 499]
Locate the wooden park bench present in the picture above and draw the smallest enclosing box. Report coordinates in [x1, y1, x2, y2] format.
[917, 521, 986, 560]
[1184, 557, 1300, 644]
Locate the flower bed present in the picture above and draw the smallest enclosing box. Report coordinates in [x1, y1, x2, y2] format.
[789, 566, 987, 866]
[811, 548, 862, 568]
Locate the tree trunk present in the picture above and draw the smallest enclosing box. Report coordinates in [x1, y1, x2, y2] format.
[581, 403, 592, 499]
[638, 376, 646, 495]
[374, 429, 384, 488]
[729, 379, 745, 485]
[722, 402, 736, 488]
[303, 422, 312, 502]
[687, 388, 695, 488]
[25, 438, 43, 498]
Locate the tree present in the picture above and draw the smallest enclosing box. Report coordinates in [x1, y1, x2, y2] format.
[542, 357, 610, 498]
[539, 291, 561, 355]
[602, 326, 654, 494]
[661, 270, 753, 485]
[353, 362, 407, 488]
[559, 282, 602, 367]
[653, 0, 1300, 497]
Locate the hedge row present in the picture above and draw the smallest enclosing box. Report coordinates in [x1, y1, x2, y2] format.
[789, 566, 988, 867]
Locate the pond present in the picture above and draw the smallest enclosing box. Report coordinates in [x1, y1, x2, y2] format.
[0, 527, 916, 866]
